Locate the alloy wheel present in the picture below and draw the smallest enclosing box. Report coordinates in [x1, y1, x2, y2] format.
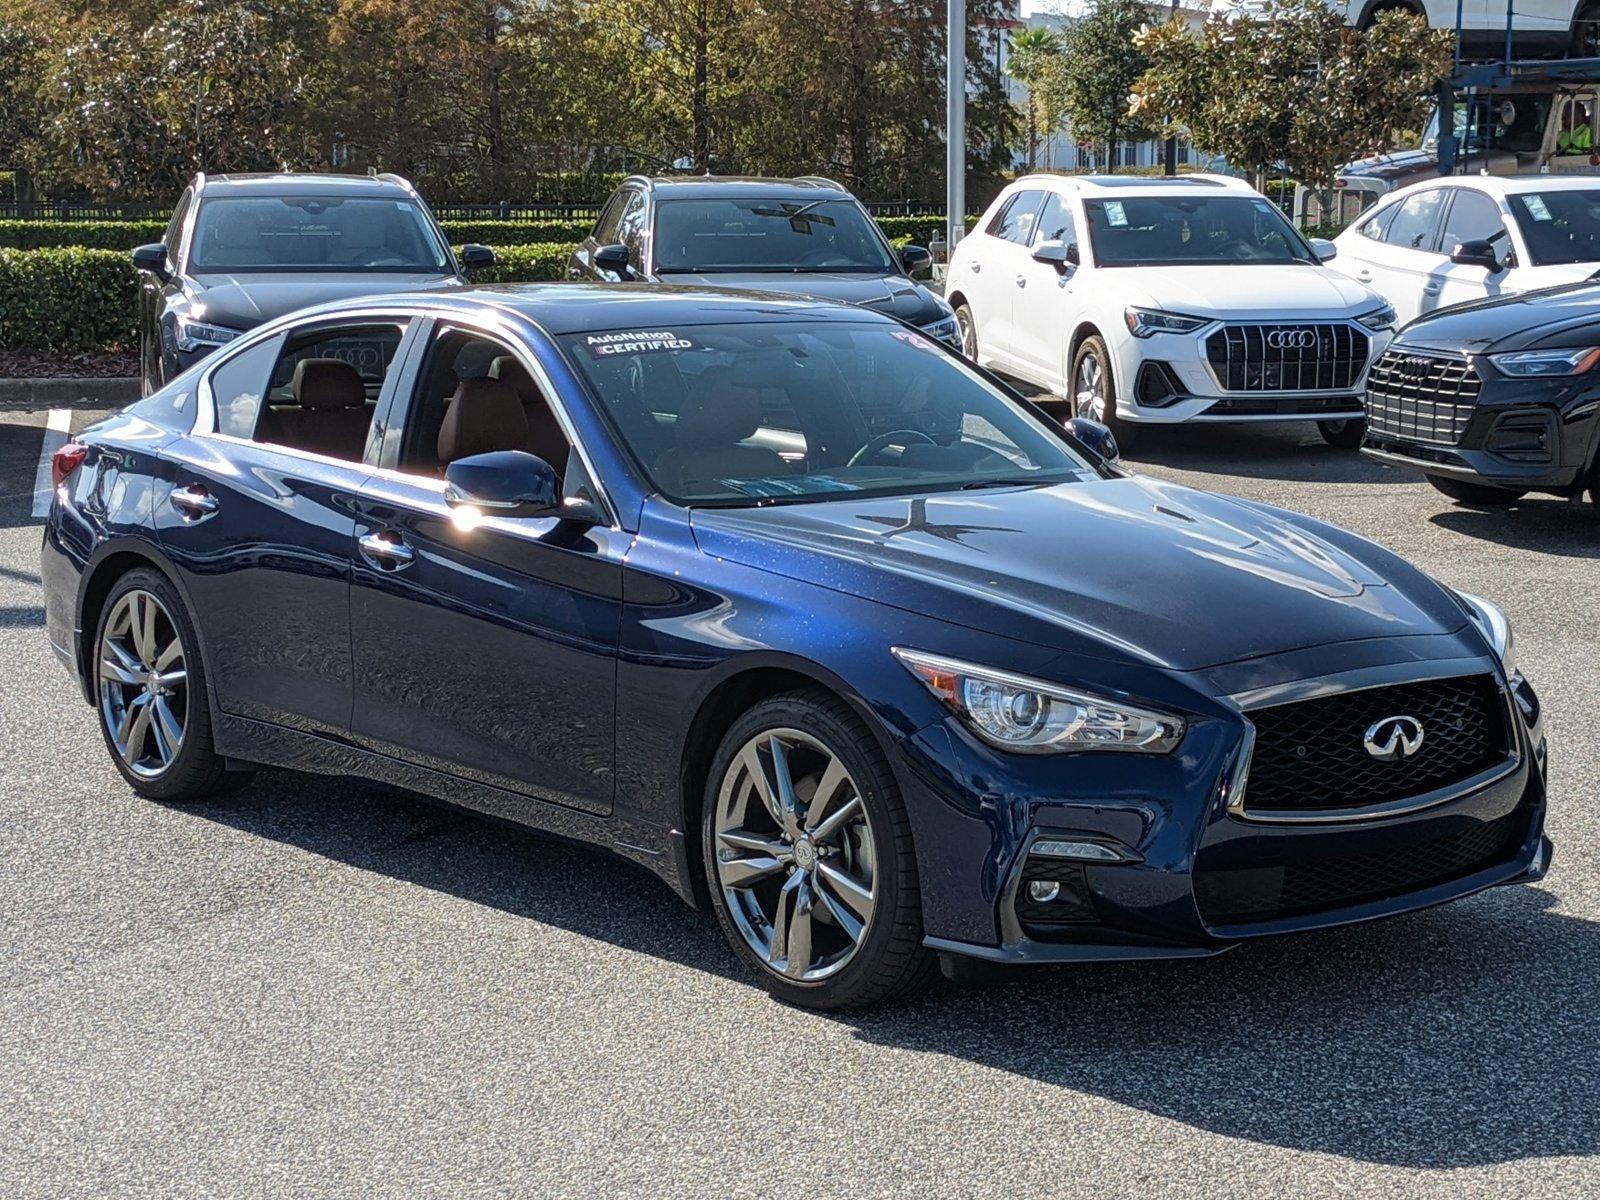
[97, 589, 188, 779]
[1075, 354, 1105, 420]
[957, 308, 977, 359]
[712, 728, 877, 981]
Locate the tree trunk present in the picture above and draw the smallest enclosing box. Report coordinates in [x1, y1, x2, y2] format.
[847, 3, 870, 191]
[484, 6, 503, 187]
[693, 0, 710, 171]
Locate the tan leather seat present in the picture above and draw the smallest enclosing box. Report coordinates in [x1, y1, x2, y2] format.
[437, 377, 529, 466]
[256, 358, 371, 460]
[489, 355, 569, 476]
[652, 367, 787, 497]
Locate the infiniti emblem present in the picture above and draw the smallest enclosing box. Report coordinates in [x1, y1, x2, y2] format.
[1363, 715, 1426, 762]
[1266, 329, 1317, 351]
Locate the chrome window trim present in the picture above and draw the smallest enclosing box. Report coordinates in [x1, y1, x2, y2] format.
[1225, 662, 1523, 825]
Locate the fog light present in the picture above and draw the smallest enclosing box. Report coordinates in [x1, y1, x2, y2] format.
[1027, 880, 1062, 903]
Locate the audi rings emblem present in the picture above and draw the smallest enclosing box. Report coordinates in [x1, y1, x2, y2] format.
[1266, 329, 1318, 351]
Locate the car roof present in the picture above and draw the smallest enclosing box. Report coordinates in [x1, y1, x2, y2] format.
[1006, 173, 1257, 198]
[630, 175, 855, 200]
[195, 172, 417, 200]
[1397, 174, 1600, 196]
[289, 282, 894, 335]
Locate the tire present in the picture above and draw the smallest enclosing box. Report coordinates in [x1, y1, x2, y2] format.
[1425, 475, 1526, 507]
[701, 688, 935, 1010]
[92, 567, 240, 802]
[954, 302, 978, 360]
[1070, 334, 1140, 451]
[1318, 417, 1366, 449]
[1585, 454, 1600, 517]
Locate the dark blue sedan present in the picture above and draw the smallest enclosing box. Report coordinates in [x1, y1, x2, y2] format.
[41, 284, 1552, 1009]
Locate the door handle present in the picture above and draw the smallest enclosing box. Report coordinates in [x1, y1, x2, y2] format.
[1015, 274, 1027, 288]
[969, 261, 981, 273]
[1356, 270, 1373, 280]
[358, 530, 415, 570]
[170, 484, 218, 521]
[1423, 283, 1442, 294]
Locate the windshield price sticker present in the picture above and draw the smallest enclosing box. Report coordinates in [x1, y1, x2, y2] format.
[1525, 195, 1554, 222]
[890, 329, 939, 351]
[1105, 201, 1128, 227]
[586, 330, 695, 357]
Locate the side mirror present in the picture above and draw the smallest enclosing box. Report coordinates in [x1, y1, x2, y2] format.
[1451, 239, 1503, 273]
[593, 243, 632, 277]
[459, 244, 496, 271]
[1031, 240, 1073, 272]
[1310, 238, 1338, 263]
[899, 244, 933, 276]
[1065, 241, 1082, 266]
[1063, 416, 1120, 463]
[444, 450, 562, 519]
[132, 243, 171, 281]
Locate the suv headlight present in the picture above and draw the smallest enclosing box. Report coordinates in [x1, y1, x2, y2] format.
[175, 316, 243, 353]
[1455, 590, 1518, 678]
[1487, 346, 1600, 377]
[893, 648, 1186, 754]
[919, 313, 960, 344]
[1356, 303, 1397, 331]
[1124, 307, 1209, 338]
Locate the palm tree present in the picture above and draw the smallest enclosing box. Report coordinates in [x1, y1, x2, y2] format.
[1006, 27, 1063, 172]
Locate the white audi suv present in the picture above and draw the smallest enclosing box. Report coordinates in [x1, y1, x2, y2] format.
[946, 175, 1397, 447]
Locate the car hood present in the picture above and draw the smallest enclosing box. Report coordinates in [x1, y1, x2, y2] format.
[658, 271, 948, 325]
[1116, 263, 1380, 318]
[1396, 277, 1600, 354]
[187, 272, 464, 329]
[689, 475, 1467, 672]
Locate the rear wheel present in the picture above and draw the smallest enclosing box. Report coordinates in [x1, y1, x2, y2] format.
[93, 568, 238, 801]
[1071, 334, 1139, 450]
[954, 302, 978, 360]
[1425, 475, 1526, 507]
[1318, 418, 1366, 449]
[701, 689, 934, 1010]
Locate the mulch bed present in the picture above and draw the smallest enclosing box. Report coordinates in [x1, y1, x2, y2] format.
[0, 351, 139, 379]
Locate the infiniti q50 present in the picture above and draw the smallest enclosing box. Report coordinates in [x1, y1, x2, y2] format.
[41, 285, 1551, 1009]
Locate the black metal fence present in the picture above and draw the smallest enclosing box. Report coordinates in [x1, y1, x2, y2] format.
[0, 198, 949, 221]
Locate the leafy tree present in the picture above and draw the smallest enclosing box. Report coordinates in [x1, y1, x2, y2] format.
[1131, 0, 1454, 188]
[1006, 26, 1062, 172]
[1042, 0, 1155, 172]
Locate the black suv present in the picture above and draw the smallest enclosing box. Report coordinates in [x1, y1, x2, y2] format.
[132, 172, 494, 393]
[1362, 282, 1600, 513]
[567, 175, 960, 348]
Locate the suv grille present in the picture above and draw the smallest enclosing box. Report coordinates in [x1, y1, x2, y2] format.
[1205, 324, 1370, 392]
[1365, 350, 1481, 445]
[1244, 675, 1509, 815]
[1195, 808, 1525, 925]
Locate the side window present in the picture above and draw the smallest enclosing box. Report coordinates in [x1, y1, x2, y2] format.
[617, 191, 648, 253]
[250, 322, 409, 463]
[209, 336, 282, 439]
[1384, 189, 1447, 253]
[592, 192, 627, 244]
[164, 187, 192, 262]
[988, 190, 1046, 244]
[1034, 192, 1077, 246]
[1440, 189, 1506, 249]
[1359, 203, 1397, 241]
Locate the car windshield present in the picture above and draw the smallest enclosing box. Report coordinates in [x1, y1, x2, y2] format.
[558, 321, 1094, 505]
[1506, 189, 1600, 265]
[653, 198, 897, 274]
[187, 196, 454, 273]
[1084, 195, 1315, 267]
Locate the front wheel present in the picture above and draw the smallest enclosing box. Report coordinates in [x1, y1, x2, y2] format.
[1318, 418, 1366, 449]
[953, 302, 978, 360]
[1071, 335, 1139, 450]
[702, 689, 934, 1010]
[1425, 475, 1526, 507]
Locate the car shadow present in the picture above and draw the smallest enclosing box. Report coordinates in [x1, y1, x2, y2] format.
[1124, 423, 1395, 485]
[1431, 499, 1600, 558]
[187, 769, 1596, 1171]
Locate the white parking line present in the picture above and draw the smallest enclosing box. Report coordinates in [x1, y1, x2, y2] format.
[31, 408, 73, 519]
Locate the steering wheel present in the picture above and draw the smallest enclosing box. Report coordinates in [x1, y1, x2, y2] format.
[847, 429, 937, 467]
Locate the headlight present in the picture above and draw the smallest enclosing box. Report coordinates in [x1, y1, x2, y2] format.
[1487, 346, 1600, 378]
[892, 648, 1186, 754]
[919, 313, 960, 344]
[1356, 303, 1397, 331]
[1455, 590, 1518, 677]
[175, 316, 243, 353]
[1124, 307, 1209, 338]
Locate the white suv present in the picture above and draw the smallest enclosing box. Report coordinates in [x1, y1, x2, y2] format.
[947, 175, 1396, 447]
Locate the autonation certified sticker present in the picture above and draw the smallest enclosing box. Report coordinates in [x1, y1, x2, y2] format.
[585, 330, 695, 356]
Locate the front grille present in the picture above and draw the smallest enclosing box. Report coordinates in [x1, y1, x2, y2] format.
[1194, 808, 1525, 925]
[1205, 323, 1370, 392]
[1365, 349, 1481, 445]
[1244, 675, 1509, 815]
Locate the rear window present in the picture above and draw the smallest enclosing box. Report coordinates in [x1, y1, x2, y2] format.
[188, 196, 453, 274]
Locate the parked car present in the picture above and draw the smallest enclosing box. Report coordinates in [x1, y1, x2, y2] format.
[1362, 280, 1600, 510]
[132, 171, 494, 394]
[1329, 0, 1591, 56]
[567, 174, 960, 349]
[947, 174, 1396, 448]
[1330, 176, 1600, 328]
[42, 285, 1549, 1010]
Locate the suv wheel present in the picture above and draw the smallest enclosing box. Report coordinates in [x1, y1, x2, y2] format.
[1425, 475, 1526, 507]
[1318, 418, 1365, 449]
[1071, 335, 1139, 450]
[702, 689, 934, 1010]
[954, 302, 978, 359]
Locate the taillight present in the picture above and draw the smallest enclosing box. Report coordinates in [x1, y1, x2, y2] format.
[51, 442, 89, 490]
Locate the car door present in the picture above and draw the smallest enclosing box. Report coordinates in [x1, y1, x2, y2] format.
[1361, 187, 1451, 324]
[346, 320, 625, 817]
[966, 189, 1048, 374]
[154, 313, 420, 735]
[1009, 191, 1086, 392]
[1434, 185, 1518, 310]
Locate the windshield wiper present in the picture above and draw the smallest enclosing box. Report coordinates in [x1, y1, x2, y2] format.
[957, 477, 1050, 490]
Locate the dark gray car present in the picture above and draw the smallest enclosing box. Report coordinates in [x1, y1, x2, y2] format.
[567, 175, 960, 349]
[132, 172, 494, 393]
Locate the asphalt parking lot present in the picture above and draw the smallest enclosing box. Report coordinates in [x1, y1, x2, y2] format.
[2, 398, 1596, 1198]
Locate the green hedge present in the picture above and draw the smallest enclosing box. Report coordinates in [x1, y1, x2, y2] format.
[0, 242, 575, 354]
